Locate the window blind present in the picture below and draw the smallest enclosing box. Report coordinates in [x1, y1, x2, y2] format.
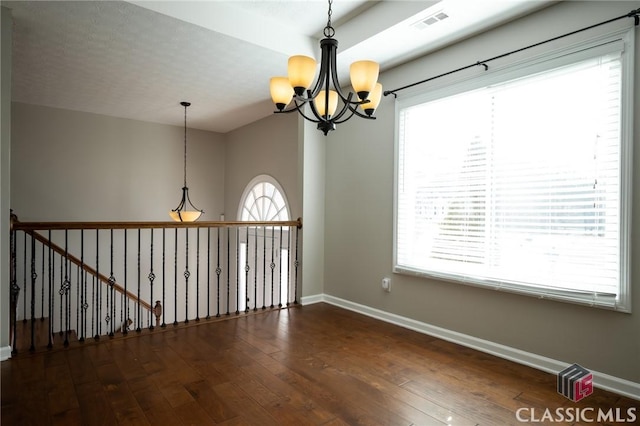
[395, 42, 630, 309]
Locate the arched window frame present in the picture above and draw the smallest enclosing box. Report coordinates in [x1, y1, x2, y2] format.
[237, 175, 290, 221]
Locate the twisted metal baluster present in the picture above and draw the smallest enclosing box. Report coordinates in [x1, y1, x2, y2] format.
[216, 228, 221, 318]
[270, 226, 275, 309]
[196, 228, 200, 321]
[235, 228, 240, 315]
[47, 230, 53, 348]
[244, 226, 250, 313]
[278, 226, 283, 308]
[174, 228, 178, 326]
[162, 229, 166, 328]
[206, 227, 211, 320]
[149, 229, 155, 330]
[29, 234, 36, 352]
[136, 228, 141, 332]
[253, 226, 258, 311]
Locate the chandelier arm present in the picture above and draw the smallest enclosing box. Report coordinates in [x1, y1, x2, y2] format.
[306, 96, 329, 123]
[185, 187, 204, 213]
[326, 42, 358, 105]
[172, 188, 187, 212]
[288, 98, 324, 123]
[334, 105, 377, 124]
[330, 94, 356, 122]
[307, 39, 333, 100]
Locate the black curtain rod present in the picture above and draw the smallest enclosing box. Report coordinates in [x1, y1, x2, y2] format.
[383, 7, 640, 98]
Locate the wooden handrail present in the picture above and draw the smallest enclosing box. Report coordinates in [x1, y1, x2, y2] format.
[12, 219, 302, 231]
[25, 230, 152, 312]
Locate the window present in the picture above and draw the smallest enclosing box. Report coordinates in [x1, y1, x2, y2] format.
[394, 29, 634, 311]
[237, 175, 292, 310]
[239, 175, 290, 221]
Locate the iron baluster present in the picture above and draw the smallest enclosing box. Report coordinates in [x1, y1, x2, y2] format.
[75, 265, 79, 340]
[95, 229, 100, 338]
[149, 228, 155, 330]
[162, 229, 166, 327]
[286, 225, 292, 306]
[278, 226, 283, 308]
[196, 228, 200, 321]
[58, 252, 63, 338]
[123, 230, 128, 335]
[206, 227, 211, 320]
[216, 228, 221, 318]
[63, 230, 69, 347]
[253, 226, 258, 311]
[40, 242, 45, 320]
[294, 226, 299, 304]
[184, 227, 190, 324]
[244, 226, 249, 313]
[226, 227, 230, 316]
[108, 229, 115, 337]
[79, 230, 84, 342]
[235, 227, 240, 315]
[10, 226, 19, 354]
[174, 228, 178, 326]
[270, 226, 275, 309]
[23, 232, 26, 322]
[29, 233, 36, 352]
[47, 230, 53, 348]
[136, 228, 141, 332]
[262, 226, 266, 310]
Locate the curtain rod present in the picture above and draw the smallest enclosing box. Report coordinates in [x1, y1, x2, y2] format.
[383, 8, 640, 98]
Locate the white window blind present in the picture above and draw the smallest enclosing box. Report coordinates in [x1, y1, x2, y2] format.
[395, 33, 632, 311]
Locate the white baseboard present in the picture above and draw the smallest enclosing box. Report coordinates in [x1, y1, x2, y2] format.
[306, 293, 640, 401]
[0, 345, 11, 361]
[300, 294, 324, 305]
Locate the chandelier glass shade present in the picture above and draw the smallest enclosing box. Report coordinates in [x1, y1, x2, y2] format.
[169, 101, 203, 222]
[269, 0, 382, 135]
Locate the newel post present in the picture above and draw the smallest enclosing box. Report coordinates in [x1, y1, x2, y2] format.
[153, 301, 162, 327]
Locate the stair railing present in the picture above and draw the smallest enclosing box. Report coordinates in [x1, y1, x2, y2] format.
[9, 214, 302, 354]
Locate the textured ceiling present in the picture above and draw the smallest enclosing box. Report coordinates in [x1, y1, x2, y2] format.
[5, 0, 553, 133]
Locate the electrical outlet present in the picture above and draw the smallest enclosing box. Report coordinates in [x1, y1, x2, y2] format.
[382, 277, 391, 293]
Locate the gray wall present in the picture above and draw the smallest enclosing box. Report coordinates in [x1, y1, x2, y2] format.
[1, 6, 12, 356]
[11, 102, 225, 222]
[224, 112, 299, 221]
[324, 1, 640, 383]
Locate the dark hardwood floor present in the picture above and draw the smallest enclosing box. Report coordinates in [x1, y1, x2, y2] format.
[1, 303, 637, 425]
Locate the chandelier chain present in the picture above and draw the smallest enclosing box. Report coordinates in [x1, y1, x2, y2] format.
[324, 0, 335, 38]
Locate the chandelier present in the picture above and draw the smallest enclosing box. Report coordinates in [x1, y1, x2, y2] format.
[269, 0, 383, 135]
[169, 101, 203, 222]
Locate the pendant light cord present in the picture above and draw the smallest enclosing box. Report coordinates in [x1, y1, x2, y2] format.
[183, 103, 188, 188]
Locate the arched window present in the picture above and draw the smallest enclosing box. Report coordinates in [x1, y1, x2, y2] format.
[237, 175, 292, 311]
[238, 175, 290, 221]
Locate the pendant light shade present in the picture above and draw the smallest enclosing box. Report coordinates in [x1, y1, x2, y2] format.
[314, 90, 338, 118]
[269, 0, 382, 135]
[169, 101, 203, 222]
[270, 77, 294, 111]
[350, 60, 379, 100]
[360, 83, 383, 116]
[287, 55, 317, 95]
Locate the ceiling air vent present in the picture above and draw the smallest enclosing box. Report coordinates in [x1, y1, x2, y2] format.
[412, 10, 449, 30]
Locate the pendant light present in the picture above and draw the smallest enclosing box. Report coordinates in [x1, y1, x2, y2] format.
[269, 0, 382, 135]
[169, 101, 203, 222]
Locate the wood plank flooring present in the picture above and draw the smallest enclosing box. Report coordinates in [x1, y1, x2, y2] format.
[1, 303, 637, 425]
